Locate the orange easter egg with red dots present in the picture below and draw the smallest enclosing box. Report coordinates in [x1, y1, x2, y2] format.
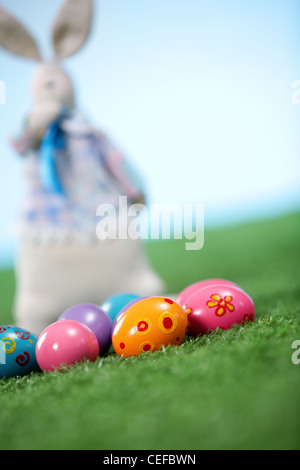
[112, 297, 188, 357]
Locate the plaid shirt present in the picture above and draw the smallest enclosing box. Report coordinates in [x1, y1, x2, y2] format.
[10, 110, 145, 239]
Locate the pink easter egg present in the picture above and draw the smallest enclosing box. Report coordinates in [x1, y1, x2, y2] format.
[176, 279, 240, 307]
[35, 320, 99, 372]
[185, 283, 255, 336]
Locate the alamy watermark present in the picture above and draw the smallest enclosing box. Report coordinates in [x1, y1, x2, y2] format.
[0, 80, 6, 104]
[0, 341, 6, 365]
[96, 196, 204, 251]
[291, 340, 300, 365]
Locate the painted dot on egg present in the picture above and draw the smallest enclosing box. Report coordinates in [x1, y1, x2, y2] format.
[163, 317, 173, 329]
[137, 321, 148, 331]
[159, 312, 177, 334]
[139, 341, 155, 353]
[164, 298, 174, 304]
[135, 318, 152, 335]
[120, 342, 125, 349]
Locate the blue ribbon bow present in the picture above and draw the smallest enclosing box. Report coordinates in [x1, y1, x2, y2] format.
[40, 115, 67, 196]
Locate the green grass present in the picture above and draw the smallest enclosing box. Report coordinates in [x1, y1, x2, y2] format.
[0, 211, 299, 450]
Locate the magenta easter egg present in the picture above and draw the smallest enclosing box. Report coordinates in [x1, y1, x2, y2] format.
[176, 279, 240, 307]
[35, 320, 99, 372]
[185, 283, 255, 336]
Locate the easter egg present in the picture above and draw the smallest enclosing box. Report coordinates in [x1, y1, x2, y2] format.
[176, 279, 240, 307]
[184, 283, 255, 336]
[112, 296, 188, 357]
[58, 303, 112, 355]
[0, 325, 40, 379]
[111, 296, 149, 336]
[100, 293, 141, 322]
[36, 320, 99, 372]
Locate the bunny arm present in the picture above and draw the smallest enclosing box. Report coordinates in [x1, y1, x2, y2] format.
[9, 103, 67, 156]
[97, 133, 146, 205]
[9, 117, 43, 156]
[52, 109, 146, 204]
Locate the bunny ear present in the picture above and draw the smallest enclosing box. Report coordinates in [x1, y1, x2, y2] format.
[52, 0, 93, 60]
[0, 5, 41, 61]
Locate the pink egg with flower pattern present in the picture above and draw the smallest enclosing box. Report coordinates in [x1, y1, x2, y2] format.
[184, 283, 255, 336]
[176, 279, 241, 307]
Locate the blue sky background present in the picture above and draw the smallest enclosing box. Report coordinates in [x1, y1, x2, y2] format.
[0, 0, 300, 266]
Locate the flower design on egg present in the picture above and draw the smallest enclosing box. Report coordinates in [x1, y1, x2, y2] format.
[206, 294, 235, 316]
[242, 313, 255, 323]
[182, 305, 192, 316]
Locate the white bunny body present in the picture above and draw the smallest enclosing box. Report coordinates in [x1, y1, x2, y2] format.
[15, 233, 164, 336]
[0, 1, 165, 335]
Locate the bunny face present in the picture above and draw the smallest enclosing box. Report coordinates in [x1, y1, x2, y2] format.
[31, 61, 75, 109]
[0, 0, 93, 135]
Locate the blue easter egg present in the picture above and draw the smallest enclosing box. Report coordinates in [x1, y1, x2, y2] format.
[100, 293, 141, 322]
[0, 325, 40, 379]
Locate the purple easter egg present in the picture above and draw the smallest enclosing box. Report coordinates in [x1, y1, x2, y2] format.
[58, 303, 112, 355]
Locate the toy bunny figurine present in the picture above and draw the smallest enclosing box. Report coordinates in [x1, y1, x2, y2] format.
[0, 0, 165, 335]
